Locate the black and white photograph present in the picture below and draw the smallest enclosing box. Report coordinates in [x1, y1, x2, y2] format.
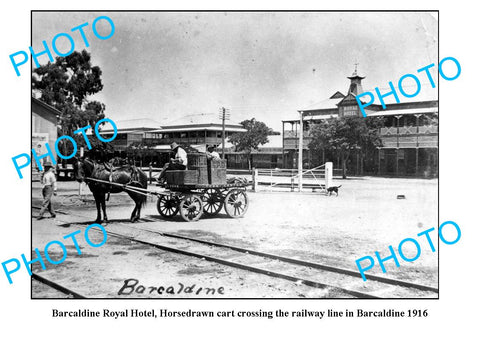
[3, 0, 480, 338]
[29, 11, 439, 299]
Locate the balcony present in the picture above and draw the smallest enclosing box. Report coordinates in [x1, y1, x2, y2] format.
[380, 125, 438, 136]
[284, 130, 312, 138]
[284, 137, 313, 150]
[381, 134, 438, 148]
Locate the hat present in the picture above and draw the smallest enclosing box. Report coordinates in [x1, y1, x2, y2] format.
[170, 142, 179, 150]
[43, 161, 53, 169]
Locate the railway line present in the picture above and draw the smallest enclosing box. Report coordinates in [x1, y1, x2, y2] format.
[32, 205, 438, 299]
[32, 273, 86, 298]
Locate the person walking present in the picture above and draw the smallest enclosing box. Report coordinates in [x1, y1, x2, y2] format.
[37, 161, 57, 220]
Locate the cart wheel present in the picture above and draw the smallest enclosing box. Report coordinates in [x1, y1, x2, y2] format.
[179, 194, 204, 222]
[202, 189, 224, 216]
[157, 195, 179, 218]
[224, 189, 249, 218]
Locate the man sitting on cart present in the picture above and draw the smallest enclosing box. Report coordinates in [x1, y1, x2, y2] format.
[206, 145, 220, 160]
[157, 142, 188, 184]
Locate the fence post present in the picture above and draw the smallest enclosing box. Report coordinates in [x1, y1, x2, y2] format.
[291, 177, 294, 192]
[325, 162, 333, 189]
[149, 163, 153, 184]
[252, 168, 258, 192]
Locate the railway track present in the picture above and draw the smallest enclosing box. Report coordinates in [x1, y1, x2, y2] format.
[32, 273, 86, 298]
[32, 206, 438, 298]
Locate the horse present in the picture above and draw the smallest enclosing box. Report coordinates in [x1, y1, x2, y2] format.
[73, 157, 148, 223]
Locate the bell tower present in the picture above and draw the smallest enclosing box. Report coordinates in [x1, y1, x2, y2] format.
[337, 64, 366, 117]
[346, 63, 365, 95]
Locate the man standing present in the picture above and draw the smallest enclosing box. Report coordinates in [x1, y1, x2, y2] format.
[37, 161, 57, 220]
[157, 142, 188, 183]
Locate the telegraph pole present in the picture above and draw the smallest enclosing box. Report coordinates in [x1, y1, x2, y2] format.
[218, 107, 230, 159]
[298, 110, 303, 191]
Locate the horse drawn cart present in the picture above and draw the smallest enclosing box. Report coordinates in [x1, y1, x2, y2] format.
[157, 182, 249, 222]
[81, 153, 250, 222]
[156, 153, 249, 222]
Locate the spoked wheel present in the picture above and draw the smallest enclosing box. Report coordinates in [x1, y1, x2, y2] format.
[224, 189, 249, 218]
[156, 195, 180, 218]
[179, 194, 204, 222]
[202, 189, 224, 216]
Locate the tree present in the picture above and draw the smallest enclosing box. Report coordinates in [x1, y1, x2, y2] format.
[32, 50, 107, 159]
[308, 116, 384, 178]
[229, 118, 274, 169]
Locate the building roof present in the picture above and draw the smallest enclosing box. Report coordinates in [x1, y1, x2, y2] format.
[299, 97, 344, 111]
[366, 107, 438, 117]
[149, 123, 246, 134]
[304, 114, 339, 121]
[100, 114, 246, 134]
[32, 97, 62, 118]
[104, 118, 162, 132]
[283, 113, 338, 123]
[162, 112, 239, 126]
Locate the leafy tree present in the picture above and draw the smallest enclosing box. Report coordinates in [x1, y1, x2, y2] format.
[229, 118, 274, 169]
[308, 116, 383, 178]
[32, 50, 107, 159]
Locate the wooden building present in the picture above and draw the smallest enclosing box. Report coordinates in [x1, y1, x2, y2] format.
[282, 71, 438, 177]
[32, 97, 59, 179]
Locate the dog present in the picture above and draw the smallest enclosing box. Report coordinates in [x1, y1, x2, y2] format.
[326, 185, 342, 196]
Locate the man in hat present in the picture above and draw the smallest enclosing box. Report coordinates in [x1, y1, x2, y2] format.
[206, 145, 220, 160]
[157, 142, 188, 183]
[37, 161, 57, 220]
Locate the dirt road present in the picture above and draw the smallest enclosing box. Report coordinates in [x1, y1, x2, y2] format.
[31, 177, 438, 298]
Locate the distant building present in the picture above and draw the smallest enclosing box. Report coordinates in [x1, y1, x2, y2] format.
[282, 70, 438, 177]
[144, 123, 246, 151]
[226, 134, 284, 169]
[98, 117, 283, 169]
[91, 118, 160, 152]
[97, 117, 244, 167]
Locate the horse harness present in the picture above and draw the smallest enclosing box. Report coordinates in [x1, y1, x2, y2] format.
[93, 163, 143, 201]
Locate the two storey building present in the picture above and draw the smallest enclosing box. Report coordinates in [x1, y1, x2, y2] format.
[282, 71, 438, 177]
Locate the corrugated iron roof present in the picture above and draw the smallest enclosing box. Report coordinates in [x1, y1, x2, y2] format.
[148, 125, 246, 133]
[299, 97, 344, 111]
[100, 118, 162, 132]
[366, 107, 438, 117]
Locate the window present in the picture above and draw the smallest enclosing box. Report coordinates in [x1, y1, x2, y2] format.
[384, 116, 395, 127]
[405, 115, 417, 127]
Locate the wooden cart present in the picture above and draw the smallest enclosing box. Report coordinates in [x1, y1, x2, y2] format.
[156, 183, 249, 222]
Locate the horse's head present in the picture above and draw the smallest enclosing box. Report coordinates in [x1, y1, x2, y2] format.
[73, 157, 96, 183]
[72, 158, 86, 183]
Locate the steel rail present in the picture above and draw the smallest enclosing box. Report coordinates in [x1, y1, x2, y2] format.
[35, 208, 438, 296]
[100, 229, 378, 299]
[33, 209, 437, 298]
[32, 273, 86, 299]
[154, 231, 438, 293]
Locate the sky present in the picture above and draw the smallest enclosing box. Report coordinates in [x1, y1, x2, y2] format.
[32, 11, 438, 131]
